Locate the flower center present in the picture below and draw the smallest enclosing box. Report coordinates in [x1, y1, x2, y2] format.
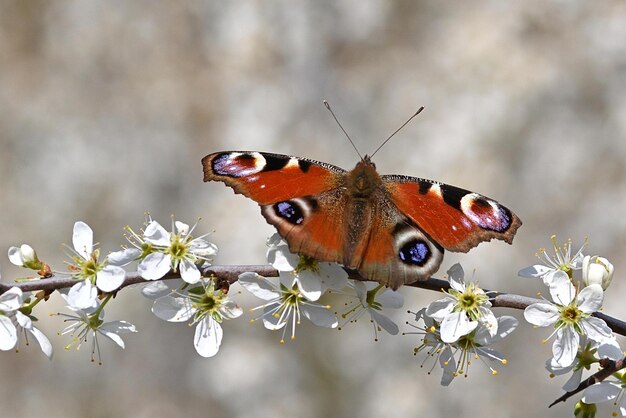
[169, 236, 188, 259]
[460, 293, 476, 309]
[295, 254, 319, 274]
[560, 305, 581, 324]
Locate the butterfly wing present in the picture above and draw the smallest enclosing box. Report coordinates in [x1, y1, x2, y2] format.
[202, 151, 349, 263]
[382, 175, 522, 252]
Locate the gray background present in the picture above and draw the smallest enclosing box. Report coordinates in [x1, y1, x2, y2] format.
[0, 1, 624, 417]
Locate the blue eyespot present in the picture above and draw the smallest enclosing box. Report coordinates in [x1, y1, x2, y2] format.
[274, 201, 304, 225]
[398, 239, 430, 266]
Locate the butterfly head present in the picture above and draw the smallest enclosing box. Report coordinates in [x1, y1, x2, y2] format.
[349, 156, 380, 198]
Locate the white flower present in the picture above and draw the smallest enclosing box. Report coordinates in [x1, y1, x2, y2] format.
[425, 264, 496, 343]
[266, 234, 348, 296]
[151, 280, 242, 357]
[239, 271, 338, 343]
[582, 255, 614, 290]
[338, 280, 403, 339]
[519, 235, 586, 285]
[582, 372, 626, 417]
[131, 219, 217, 284]
[408, 309, 518, 385]
[58, 296, 137, 364]
[65, 221, 127, 308]
[524, 271, 613, 367]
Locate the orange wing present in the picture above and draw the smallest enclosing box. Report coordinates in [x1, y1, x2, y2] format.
[382, 175, 522, 252]
[203, 151, 348, 262]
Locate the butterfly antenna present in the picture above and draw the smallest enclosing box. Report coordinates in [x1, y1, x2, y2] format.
[323, 100, 363, 160]
[370, 106, 425, 158]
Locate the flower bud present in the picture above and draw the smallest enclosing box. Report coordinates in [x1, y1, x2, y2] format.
[8, 244, 43, 270]
[582, 255, 614, 290]
[574, 400, 596, 418]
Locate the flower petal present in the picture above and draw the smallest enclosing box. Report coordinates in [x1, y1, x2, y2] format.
[194, 317, 223, 357]
[582, 381, 621, 403]
[294, 271, 322, 301]
[524, 303, 559, 327]
[261, 303, 286, 330]
[67, 279, 98, 310]
[141, 280, 179, 300]
[302, 304, 338, 328]
[180, 259, 201, 284]
[425, 298, 455, 322]
[143, 221, 170, 246]
[188, 239, 218, 259]
[548, 271, 575, 305]
[238, 272, 280, 300]
[107, 248, 141, 267]
[447, 263, 465, 292]
[152, 296, 194, 322]
[15, 311, 32, 329]
[576, 284, 603, 314]
[553, 326, 579, 367]
[518, 264, 552, 278]
[0, 287, 23, 312]
[440, 311, 477, 343]
[219, 300, 243, 319]
[27, 326, 53, 359]
[597, 340, 623, 361]
[563, 368, 584, 392]
[477, 306, 498, 337]
[96, 265, 126, 292]
[175, 221, 189, 236]
[439, 346, 456, 386]
[376, 288, 404, 309]
[7, 246, 24, 266]
[266, 244, 299, 271]
[580, 317, 613, 343]
[317, 262, 349, 291]
[72, 221, 94, 259]
[369, 309, 398, 335]
[138, 252, 172, 280]
[98, 321, 137, 349]
[0, 316, 18, 350]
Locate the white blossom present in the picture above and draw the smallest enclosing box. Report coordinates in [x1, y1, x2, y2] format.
[338, 280, 403, 339]
[518, 235, 586, 285]
[524, 271, 613, 367]
[65, 221, 127, 308]
[239, 272, 337, 343]
[151, 280, 242, 357]
[58, 296, 137, 364]
[128, 219, 217, 284]
[426, 264, 496, 343]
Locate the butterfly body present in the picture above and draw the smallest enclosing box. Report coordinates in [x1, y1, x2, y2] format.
[202, 151, 521, 289]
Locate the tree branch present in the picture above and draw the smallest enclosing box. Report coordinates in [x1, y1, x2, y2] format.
[2, 264, 625, 335]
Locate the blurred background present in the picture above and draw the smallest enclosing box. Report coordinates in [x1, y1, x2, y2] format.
[1, 1, 625, 417]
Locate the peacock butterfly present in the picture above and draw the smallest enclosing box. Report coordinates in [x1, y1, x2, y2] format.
[201, 149, 522, 289]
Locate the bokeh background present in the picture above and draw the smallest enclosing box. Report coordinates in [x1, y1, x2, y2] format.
[1, 1, 625, 417]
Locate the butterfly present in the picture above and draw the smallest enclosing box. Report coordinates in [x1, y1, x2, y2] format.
[202, 150, 522, 289]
